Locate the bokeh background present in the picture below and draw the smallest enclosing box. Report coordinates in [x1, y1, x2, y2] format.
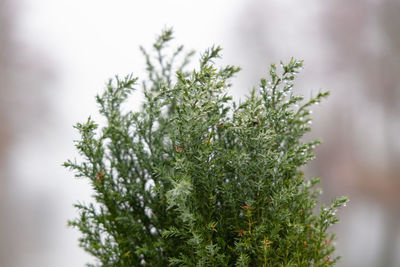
[1, 0, 399, 266]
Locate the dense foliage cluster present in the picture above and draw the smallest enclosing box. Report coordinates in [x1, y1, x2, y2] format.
[64, 29, 347, 266]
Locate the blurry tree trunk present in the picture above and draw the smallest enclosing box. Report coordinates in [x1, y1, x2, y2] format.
[0, 0, 15, 264]
[0, 0, 51, 265]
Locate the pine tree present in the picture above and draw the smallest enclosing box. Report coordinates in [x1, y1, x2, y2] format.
[64, 29, 348, 266]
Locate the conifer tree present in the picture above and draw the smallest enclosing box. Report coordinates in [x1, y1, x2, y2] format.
[64, 29, 348, 266]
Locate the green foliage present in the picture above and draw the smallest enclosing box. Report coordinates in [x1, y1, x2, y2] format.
[64, 29, 348, 266]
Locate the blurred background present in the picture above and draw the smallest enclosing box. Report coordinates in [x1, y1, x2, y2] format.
[1, 0, 399, 266]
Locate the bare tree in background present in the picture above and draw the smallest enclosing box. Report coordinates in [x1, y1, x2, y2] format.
[321, 1, 400, 266]
[0, 0, 52, 265]
[0, 4, 16, 258]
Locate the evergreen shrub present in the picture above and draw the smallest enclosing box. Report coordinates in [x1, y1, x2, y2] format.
[64, 29, 348, 266]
